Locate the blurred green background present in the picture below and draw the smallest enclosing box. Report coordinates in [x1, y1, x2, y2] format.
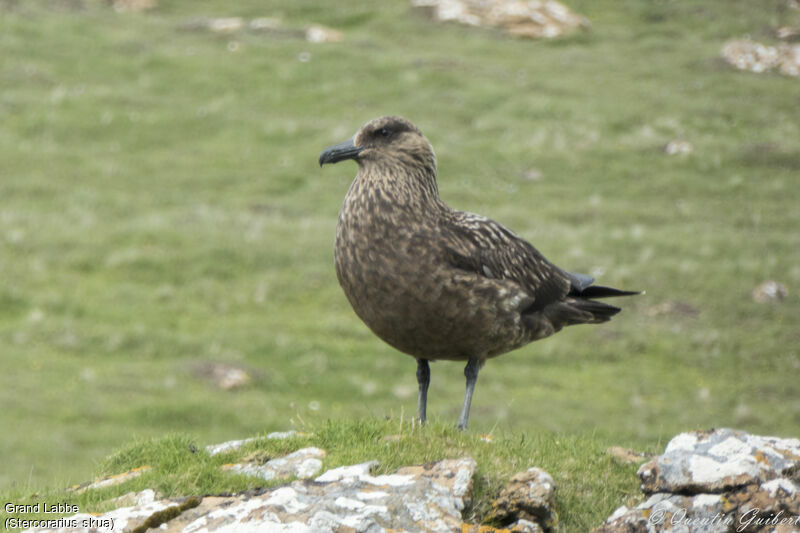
[1, 0, 798, 491]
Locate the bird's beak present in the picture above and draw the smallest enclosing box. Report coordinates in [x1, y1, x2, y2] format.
[319, 138, 363, 167]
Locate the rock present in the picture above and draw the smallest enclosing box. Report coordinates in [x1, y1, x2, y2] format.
[208, 17, 245, 33]
[639, 428, 800, 495]
[509, 518, 546, 532]
[192, 361, 252, 390]
[664, 140, 693, 156]
[68, 465, 151, 494]
[595, 492, 733, 533]
[305, 24, 344, 43]
[222, 446, 325, 481]
[726, 479, 800, 532]
[28, 496, 197, 533]
[776, 26, 800, 42]
[412, 0, 590, 39]
[752, 280, 789, 303]
[205, 430, 305, 455]
[206, 435, 263, 455]
[594, 429, 800, 533]
[722, 39, 800, 78]
[29, 457, 477, 533]
[608, 446, 652, 465]
[491, 467, 558, 532]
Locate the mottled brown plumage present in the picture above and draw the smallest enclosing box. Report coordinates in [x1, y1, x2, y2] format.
[320, 116, 638, 429]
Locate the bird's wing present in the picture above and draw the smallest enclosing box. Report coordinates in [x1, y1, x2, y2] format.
[438, 211, 572, 311]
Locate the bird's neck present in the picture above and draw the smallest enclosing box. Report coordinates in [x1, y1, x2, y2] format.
[351, 162, 444, 215]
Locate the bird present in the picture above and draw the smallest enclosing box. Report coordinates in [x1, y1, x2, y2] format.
[319, 116, 639, 430]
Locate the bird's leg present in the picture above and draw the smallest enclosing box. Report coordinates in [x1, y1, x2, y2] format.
[457, 357, 483, 431]
[416, 358, 430, 425]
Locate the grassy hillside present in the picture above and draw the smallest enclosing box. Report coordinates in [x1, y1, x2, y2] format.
[0, 0, 798, 509]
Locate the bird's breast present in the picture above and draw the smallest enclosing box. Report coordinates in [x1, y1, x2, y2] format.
[334, 197, 533, 360]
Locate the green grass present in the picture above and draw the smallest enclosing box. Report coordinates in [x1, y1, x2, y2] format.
[0, 419, 646, 531]
[1, 0, 799, 529]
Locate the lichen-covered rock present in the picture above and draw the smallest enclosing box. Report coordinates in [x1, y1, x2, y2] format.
[596, 483, 800, 533]
[638, 428, 800, 495]
[722, 39, 800, 77]
[412, 0, 589, 39]
[726, 478, 800, 533]
[175, 457, 476, 532]
[509, 517, 546, 532]
[27, 457, 477, 533]
[23, 496, 189, 533]
[222, 446, 325, 481]
[596, 492, 733, 533]
[491, 467, 557, 532]
[752, 280, 789, 303]
[594, 429, 800, 533]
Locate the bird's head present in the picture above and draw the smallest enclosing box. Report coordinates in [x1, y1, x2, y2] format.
[319, 116, 436, 174]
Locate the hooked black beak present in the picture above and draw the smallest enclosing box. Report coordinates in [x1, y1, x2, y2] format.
[319, 138, 363, 167]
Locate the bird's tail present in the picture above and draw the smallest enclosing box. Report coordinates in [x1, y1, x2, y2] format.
[564, 270, 642, 300]
[531, 275, 642, 333]
[569, 283, 641, 323]
[576, 285, 642, 299]
[568, 298, 622, 323]
[539, 298, 621, 329]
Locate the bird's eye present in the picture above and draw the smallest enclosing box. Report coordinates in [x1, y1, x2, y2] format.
[379, 127, 390, 137]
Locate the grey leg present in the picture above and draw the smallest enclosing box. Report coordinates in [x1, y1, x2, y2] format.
[416, 358, 430, 424]
[457, 358, 483, 431]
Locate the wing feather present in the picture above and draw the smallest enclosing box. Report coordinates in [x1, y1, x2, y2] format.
[439, 211, 571, 311]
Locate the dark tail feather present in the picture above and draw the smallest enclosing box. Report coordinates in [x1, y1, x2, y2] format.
[571, 298, 622, 322]
[541, 298, 621, 329]
[574, 285, 642, 299]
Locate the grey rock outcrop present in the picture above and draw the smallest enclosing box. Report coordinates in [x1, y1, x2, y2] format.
[221, 446, 326, 481]
[412, 0, 589, 39]
[722, 39, 800, 77]
[27, 456, 478, 533]
[25, 429, 799, 532]
[594, 428, 800, 533]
